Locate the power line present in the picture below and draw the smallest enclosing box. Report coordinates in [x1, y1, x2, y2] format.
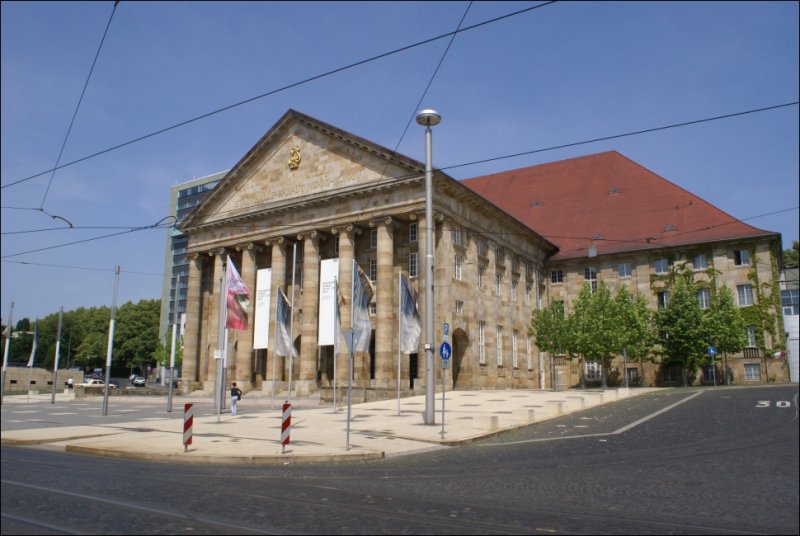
[1, 1, 556, 190]
[39, 1, 119, 210]
[440, 101, 800, 172]
[0, 259, 162, 277]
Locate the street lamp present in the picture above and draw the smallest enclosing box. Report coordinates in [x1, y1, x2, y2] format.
[416, 108, 440, 425]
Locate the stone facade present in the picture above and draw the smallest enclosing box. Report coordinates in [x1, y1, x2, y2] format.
[178, 111, 556, 398]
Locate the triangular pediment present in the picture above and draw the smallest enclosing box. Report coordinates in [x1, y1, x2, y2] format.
[181, 110, 423, 229]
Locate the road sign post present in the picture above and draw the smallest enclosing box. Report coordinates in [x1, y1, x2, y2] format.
[439, 341, 451, 438]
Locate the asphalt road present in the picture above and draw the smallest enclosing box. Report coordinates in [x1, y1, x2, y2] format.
[2, 385, 798, 535]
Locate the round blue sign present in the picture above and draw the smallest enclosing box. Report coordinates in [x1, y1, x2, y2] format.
[707, 346, 717, 356]
[439, 342, 452, 360]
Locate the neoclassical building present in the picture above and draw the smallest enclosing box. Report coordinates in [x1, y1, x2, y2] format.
[179, 110, 556, 400]
[177, 110, 789, 398]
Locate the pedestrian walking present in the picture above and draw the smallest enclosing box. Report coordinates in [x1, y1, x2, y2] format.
[230, 382, 243, 416]
[67, 377, 74, 390]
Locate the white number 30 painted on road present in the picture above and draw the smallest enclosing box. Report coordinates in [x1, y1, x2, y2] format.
[756, 400, 791, 408]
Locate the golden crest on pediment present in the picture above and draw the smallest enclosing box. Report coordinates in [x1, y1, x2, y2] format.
[288, 146, 301, 170]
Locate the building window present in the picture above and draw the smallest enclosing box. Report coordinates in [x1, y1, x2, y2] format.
[526, 262, 533, 279]
[697, 288, 711, 310]
[551, 270, 563, 284]
[478, 238, 487, 257]
[369, 258, 377, 282]
[585, 361, 601, 381]
[694, 254, 708, 271]
[409, 253, 418, 278]
[370, 229, 377, 249]
[526, 337, 533, 370]
[734, 249, 750, 266]
[627, 367, 639, 385]
[702, 366, 715, 383]
[511, 255, 519, 273]
[512, 329, 519, 368]
[658, 291, 670, 310]
[496, 325, 503, 366]
[495, 272, 502, 295]
[744, 363, 761, 382]
[654, 258, 669, 274]
[745, 325, 757, 347]
[409, 222, 418, 243]
[496, 246, 503, 261]
[525, 285, 531, 306]
[334, 239, 339, 256]
[782, 289, 799, 315]
[584, 266, 597, 292]
[370, 302, 377, 316]
[452, 226, 462, 246]
[454, 256, 462, 281]
[617, 262, 632, 278]
[478, 265, 485, 289]
[456, 300, 464, 316]
[511, 280, 518, 301]
[738, 284, 754, 306]
[478, 321, 486, 364]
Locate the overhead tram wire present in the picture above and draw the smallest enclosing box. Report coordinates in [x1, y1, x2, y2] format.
[353, 0, 474, 227]
[1, 1, 556, 190]
[2, 103, 796, 258]
[38, 1, 119, 210]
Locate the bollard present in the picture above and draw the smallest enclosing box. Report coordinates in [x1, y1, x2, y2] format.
[281, 402, 291, 454]
[183, 403, 193, 452]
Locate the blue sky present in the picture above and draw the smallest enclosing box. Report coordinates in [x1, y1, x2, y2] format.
[2, 1, 798, 324]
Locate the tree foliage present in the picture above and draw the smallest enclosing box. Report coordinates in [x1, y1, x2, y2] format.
[783, 240, 799, 267]
[658, 275, 706, 386]
[529, 300, 569, 355]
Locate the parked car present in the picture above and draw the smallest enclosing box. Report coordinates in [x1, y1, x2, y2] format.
[109, 380, 120, 388]
[132, 376, 146, 387]
[75, 379, 116, 388]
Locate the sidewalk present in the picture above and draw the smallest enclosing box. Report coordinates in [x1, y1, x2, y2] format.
[1, 387, 658, 464]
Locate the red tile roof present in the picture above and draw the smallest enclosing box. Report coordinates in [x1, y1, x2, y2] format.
[461, 151, 777, 261]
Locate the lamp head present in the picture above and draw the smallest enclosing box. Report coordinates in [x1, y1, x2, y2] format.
[415, 109, 441, 127]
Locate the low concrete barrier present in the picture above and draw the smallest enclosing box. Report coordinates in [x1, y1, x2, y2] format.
[545, 400, 564, 415]
[472, 415, 499, 431]
[565, 396, 586, 409]
[512, 409, 538, 423]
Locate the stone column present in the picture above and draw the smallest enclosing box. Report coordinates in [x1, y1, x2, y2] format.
[374, 217, 394, 386]
[266, 238, 286, 389]
[298, 231, 321, 395]
[236, 243, 257, 389]
[205, 249, 225, 389]
[333, 225, 355, 392]
[181, 253, 202, 386]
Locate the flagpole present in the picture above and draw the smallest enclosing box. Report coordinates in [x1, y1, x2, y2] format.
[50, 307, 63, 405]
[333, 277, 338, 413]
[167, 272, 180, 412]
[102, 265, 120, 416]
[271, 285, 278, 411]
[347, 259, 356, 451]
[288, 242, 297, 403]
[27, 319, 37, 401]
[397, 272, 402, 415]
[215, 259, 227, 422]
[1, 300, 14, 405]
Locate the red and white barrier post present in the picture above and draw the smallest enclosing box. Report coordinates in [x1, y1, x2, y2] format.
[183, 403, 193, 452]
[281, 402, 291, 454]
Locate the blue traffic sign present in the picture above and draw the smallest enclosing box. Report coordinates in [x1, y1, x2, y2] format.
[439, 342, 452, 360]
[707, 346, 717, 356]
[443, 323, 449, 336]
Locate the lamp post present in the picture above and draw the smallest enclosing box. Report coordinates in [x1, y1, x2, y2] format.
[416, 108, 440, 425]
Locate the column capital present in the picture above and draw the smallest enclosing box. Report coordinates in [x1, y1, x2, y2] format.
[208, 247, 228, 257]
[297, 229, 322, 241]
[235, 242, 257, 252]
[369, 216, 393, 228]
[264, 236, 285, 247]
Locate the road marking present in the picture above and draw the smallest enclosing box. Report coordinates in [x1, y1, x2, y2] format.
[483, 391, 704, 446]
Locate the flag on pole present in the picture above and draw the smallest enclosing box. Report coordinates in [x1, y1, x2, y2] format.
[399, 275, 421, 354]
[275, 287, 297, 357]
[26, 319, 39, 367]
[225, 256, 250, 330]
[352, 260, 374, 353]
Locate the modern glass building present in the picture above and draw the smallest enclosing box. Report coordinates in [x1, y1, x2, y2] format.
[158, 171, 227, 341]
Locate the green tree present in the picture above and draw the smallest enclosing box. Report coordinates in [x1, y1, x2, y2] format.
[570, 281, 619, 389]
[530, 300, 571, 389]
[615, 285, 656, 387]
[782, 240, 799, 267]
[703, 284, 746, 385]
[658, 275, 706, 386]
